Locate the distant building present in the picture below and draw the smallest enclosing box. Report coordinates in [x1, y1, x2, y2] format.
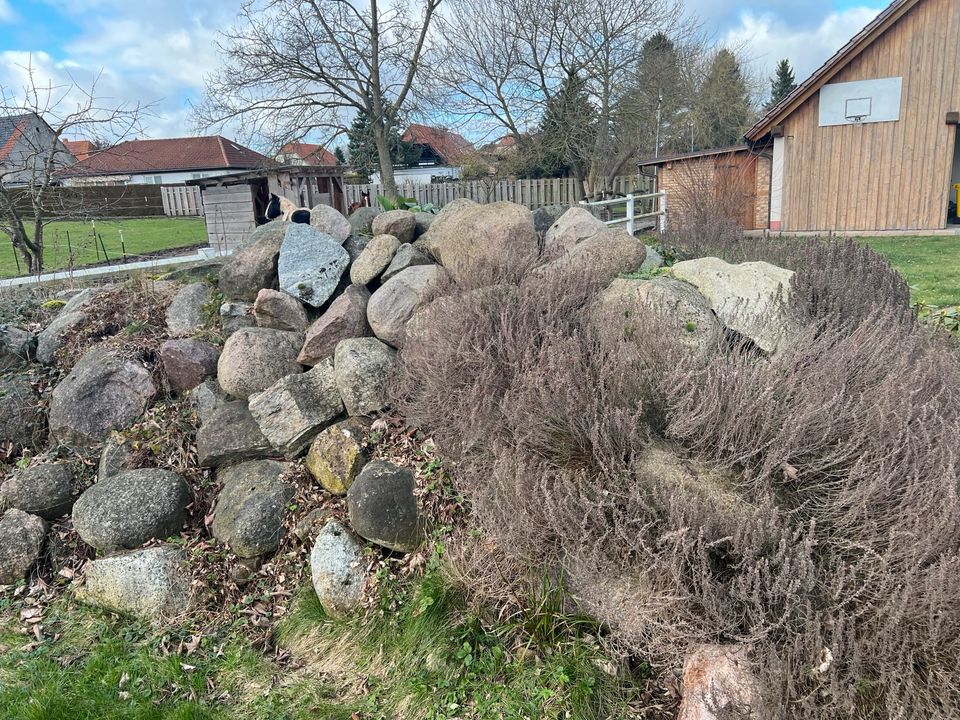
[61, 135, 272, 186]
[62, 139, 97, 162]
[277, 142, 338, 166]
[372, 124, 474, 185]
[0, 113, 74, 187]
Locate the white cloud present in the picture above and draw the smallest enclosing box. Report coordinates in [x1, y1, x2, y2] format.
[0, 1, 13, 23]
[723, 7, 883, 87]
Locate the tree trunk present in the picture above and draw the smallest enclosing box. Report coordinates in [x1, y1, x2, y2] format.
[373, 125, 397, 200]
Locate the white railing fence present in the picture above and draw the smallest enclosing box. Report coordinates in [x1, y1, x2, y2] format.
[161, 185, 204, 217]
[579, 190, 666, 235]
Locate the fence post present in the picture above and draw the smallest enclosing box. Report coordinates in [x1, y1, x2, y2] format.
[626, 194, 635, 236]
[659, 191, 668, 233]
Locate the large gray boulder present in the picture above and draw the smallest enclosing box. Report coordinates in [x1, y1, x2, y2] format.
[59, 287, 99, 314]
[347, 207, 380, 237]
[671, 257, 795, 353]
[438, 198, 477, 215]
[1, 464, 74, 520]
[160, 339, 220, 393]
[350, 234, 400, 285]
[343, 234, 371, 263]
[219, 222, 286, 301]
[196, 400, 273, 468]
[98, 438, 136, 482]
[165, 282, 210, 337]
[76, 545, 192, 623]
[310, 204, 352, 243]
[277, 224, 350, 308]
[36, 311, 85, 365]
[220, 301, 255, 336]
[305, 417, 369, 495]
[310, 520, 366, 615]
[544, 207, 606, 251]
[298, 284, 371, 366]
[413, 212, 435, 239]
[0, 376, 42, 449]
[217, 327, 304, 400]
[0, 509, 46, 585]
[418, 201, 538, 281]
[677, 644, 760, 720]
[367, 265, 448, 348]
[212, 460, 294, 558]
[642, 245, 664, 270]
[371, 210, 416, 243]
[0, 324, 34, 369]
[381, 243, 433, 282]
[533, 228, 646, 282]
[532, 204, 570, 237]
[333, 338, 397, 416]
[72, 469, 191, 552]
[347, 460, 419, 552]
[49, 348, 157, 448]
[248, 358, 345, 458]
[253, 289, 309, 331]
[594, 277, 722, 352]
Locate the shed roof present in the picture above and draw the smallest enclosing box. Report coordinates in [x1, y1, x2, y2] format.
[745, 0, 920, 141]
[62, 135, 272, 177]
[186, 164, 344, 187]
[637, 145, 751, 167]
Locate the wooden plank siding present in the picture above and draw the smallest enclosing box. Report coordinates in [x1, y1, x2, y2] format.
[201, 185, 255, 251]
[779, 0, 960, 231]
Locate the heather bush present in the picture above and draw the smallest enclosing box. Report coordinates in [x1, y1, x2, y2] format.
[394, 245, 960, 719]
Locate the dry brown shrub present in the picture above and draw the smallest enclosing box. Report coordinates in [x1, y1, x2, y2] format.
[394, 246, 960, 719]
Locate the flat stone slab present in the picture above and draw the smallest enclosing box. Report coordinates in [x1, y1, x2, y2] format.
[277, 224, 350, 308]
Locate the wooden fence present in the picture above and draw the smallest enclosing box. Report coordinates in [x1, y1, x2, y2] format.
[9, 185, 166, 218]
[344, 175, 655, 210]
[160, 185, 204, 217]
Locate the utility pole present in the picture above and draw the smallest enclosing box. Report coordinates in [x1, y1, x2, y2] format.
[655, 91, 663, 159]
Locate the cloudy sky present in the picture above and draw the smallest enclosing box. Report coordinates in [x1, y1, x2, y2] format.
[0, 0, 889, 144]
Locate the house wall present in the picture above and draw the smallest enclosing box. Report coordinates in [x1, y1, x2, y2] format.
[3, 118, 74, 187]
[370, 165, 460, 186]
[66, 169, 245, 187]
[780, 0, 960, 231]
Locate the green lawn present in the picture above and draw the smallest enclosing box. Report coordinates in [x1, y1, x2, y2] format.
[0, 217, 207, 278]
[858, 235, 960, 308]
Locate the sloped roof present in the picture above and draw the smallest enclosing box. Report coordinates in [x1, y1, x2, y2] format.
[746, 0, 920, 141]
[63, 135, 271, 177]
[279, 142, 337, 165]
[0, 114, 33, 163]
[63, 139, 97, 162]
[638, 145, 750, 167]
[402, 124, 473, 164]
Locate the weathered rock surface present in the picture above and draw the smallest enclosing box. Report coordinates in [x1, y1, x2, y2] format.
[532, 204, 570, 237]
[0, 324, 34, 369]
[310, 520, 366, 615]
[642, 245, 664, 270]
[671, 257, 794, 353]
[0, 509, 46, 585]
[418, 201, 538, 281]
[49, 348, 157, 448]
[253, 289, 309, 331]
[333, 338, 397, 416]
[534, 228, 646, 282]
[248, 359, 345, 458]
[197, 399, 274, 468]
[413, 211, 435, 238]
[60, 287, 99, 315]
[72, 469, 191, 552]
[1, 464, 74, 520]
[381, 243, 433, 282]
[0, 376, 42, 449]
[310, 204, 352, 243]
[348, 207, 380, 236]
[189, 378, 228, 420]
[438, 198, 476, 215]
[350, 234, 400, 285]
[371, 210, 416, 243]
[544, 207, 606, 250]
[165, 282, 210, 337]
[217, 327, 304, 400]
[343, 234, 371, 263]
[595, 277, 721, 352]
[37, 311, 85, 365]
[347, 460, 419, 552]
[277, 224, 350, 308]
[219, 223, 286, 301]
[367, 265, 448, 348]
[76, 545, 191, 622]
[298, 285, 371, 366]
[220, 301, 255, 335]
[305, 417, 369, 495]
[160, 338, 220, 393]
[676, 644, 760, 720]
[212, 460, 294, 558]
[98, 438, 136, 481]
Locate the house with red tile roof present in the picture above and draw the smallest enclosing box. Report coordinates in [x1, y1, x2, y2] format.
[62, 139, 98, 162]
[61, 135, 273, 186]
[371, 124, 474, 185]
[0, 113, 74, 187]
[277, 142, 338, 166]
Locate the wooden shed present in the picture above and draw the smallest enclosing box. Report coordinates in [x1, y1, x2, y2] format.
[188, 165, 346, 250]
[744, 0, 960, 233]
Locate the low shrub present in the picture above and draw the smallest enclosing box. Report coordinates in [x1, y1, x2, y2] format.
[394, 243, 960, 719]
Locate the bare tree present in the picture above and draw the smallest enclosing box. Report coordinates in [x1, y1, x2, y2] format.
[195, 0, 440, 199]
[0, 61, 146, 274]
[435, 0, 684, 195]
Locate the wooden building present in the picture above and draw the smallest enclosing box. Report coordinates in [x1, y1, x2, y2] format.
[648, 0, 960, 234]
[188, 165, 346, 250]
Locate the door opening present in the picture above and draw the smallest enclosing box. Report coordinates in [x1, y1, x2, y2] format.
[949, 127, 960, 225]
